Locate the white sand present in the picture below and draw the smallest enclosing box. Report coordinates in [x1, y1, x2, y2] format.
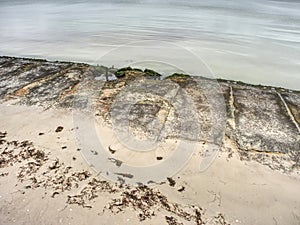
[0, 104, 299, 225]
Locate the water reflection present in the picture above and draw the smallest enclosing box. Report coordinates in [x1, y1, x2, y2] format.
[0, 0, 299, 89]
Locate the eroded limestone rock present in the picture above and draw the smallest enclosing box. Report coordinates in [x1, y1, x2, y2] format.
[0, 56, 299, 172]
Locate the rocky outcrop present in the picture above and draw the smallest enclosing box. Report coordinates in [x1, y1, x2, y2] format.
[0, 56, 299, 172]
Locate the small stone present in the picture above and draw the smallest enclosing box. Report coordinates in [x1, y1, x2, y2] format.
[55, 126, 64, 132]
[108, 146, 116, 154]
[167, 177, 176, 187]
[177, 186, 185, 192]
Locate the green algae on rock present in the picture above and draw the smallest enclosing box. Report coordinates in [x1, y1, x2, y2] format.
[0, 56, 299, 173]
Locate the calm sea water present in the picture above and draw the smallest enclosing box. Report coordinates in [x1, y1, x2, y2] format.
[0, 0, 299, 89]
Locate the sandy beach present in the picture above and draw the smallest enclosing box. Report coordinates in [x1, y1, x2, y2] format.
[0, 57, 300, 225]
[0, 104, 300, 225]
[1, 0, 300, 224]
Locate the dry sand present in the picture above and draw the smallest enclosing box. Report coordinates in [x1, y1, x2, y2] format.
[0, 103, 300, 225]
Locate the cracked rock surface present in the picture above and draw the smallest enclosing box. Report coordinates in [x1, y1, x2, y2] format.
[0, 56, 300, 225]
[0, 56, 299, 173]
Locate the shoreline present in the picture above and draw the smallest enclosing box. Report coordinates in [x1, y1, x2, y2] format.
[0, 55, 300, 224]
[1, 55, 299, 92]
